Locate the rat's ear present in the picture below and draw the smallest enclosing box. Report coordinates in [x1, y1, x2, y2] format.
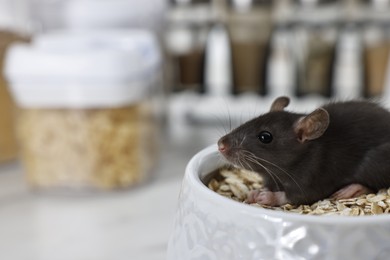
[294, 108, 329, 143]
[270, 96, 290, 112]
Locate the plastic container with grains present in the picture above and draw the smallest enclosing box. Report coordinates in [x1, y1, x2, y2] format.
[5, 30, 162, 191]
[0, 30, 23, 163]
[0, 0, 31, 163]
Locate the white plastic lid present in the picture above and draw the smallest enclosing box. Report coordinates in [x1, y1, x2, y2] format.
[0, 0, 31, 34]
[5, 30, 161, 108]
[64, 0, 167, 33]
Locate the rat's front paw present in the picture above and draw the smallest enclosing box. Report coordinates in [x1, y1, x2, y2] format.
[246, 189, 287, 206]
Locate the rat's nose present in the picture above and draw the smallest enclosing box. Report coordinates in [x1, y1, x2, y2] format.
[218, 137, 230, 154]
[218, 142, 227, 152]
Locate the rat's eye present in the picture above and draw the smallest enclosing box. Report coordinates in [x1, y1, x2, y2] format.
[257, 131, 273, 144]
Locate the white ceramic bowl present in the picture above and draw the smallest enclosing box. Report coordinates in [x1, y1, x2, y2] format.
[167, 145, 390, 260]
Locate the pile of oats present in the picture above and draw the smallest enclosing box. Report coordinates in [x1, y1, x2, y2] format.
[207, 167, 390, 216]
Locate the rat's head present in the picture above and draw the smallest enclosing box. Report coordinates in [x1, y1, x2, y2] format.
[217, 97, 330, 171]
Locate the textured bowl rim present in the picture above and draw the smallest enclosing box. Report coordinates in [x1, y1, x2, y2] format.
[186, 144, 390, 225]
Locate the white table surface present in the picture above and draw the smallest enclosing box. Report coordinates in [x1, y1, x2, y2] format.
[0, 127, 218, 260]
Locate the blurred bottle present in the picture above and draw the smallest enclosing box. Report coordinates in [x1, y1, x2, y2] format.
[298, 0, 339, 6]
[292, 9, 338, 97]
[333, 24, 364, 99]
[370, 0, 390, 10]
[165, 0, 213, 93]
[364, 1, 390, 98]
[363, 23, 390, 97]
[0, 0, 31, 163]
[267, 24, 296, 98]
[204, 23, 233, 96]
[227, 0, 272, 95]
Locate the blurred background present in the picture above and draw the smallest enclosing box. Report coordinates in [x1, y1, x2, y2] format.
[1, 0, 390, 259]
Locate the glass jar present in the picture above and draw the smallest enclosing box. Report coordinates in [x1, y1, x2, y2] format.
[227, 0, 273, 95]
[333, 24, 363, 99]
[0, 0, 31, 163]
[164, 0, 213, 92]
[292, 22, 338, 97]
[267, 24, 296, 98]
[0, 31, 22, 163]
[5, 30, 161, 191]
[363, 23, 390, 97]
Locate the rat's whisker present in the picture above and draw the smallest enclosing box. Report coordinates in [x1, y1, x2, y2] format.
[242, 154, 283, 191]
[214, 127, 226, 138]
[240, 151, 281, 190]
[231, 151, 242, 169]
[221, 97, 233, 132]
[239, 136, 247, 147]
[228, 106, 232, 132]
[240, 156, 258, 175]
[217, 154, 229, 168]
[241, 159, 280, 193]
[210, 114, 229, 135]
[236, 155, 246, 172]
[242, 150, 304, 196]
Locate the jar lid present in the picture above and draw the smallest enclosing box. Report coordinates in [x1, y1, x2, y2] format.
[5, 30, 161, 108]
[64, 0, 167, 33]
[0, 0, 31, 34]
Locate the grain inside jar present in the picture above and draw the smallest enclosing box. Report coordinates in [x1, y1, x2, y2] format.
[18, 104, 155, 190]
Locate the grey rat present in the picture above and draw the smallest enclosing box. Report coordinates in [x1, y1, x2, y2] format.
[218, 96, 390, 206]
